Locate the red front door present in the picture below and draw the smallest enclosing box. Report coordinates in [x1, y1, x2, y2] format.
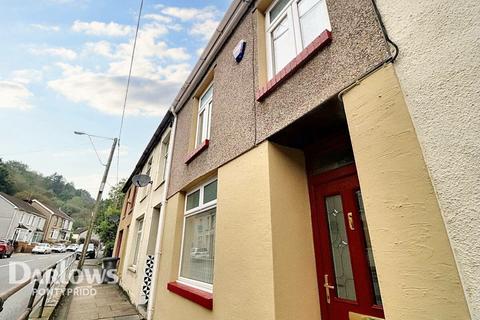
[309, 164, 384, 320]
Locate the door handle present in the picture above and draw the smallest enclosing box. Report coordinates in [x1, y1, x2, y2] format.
[347, 212, 355, 230]
[324, 274, 335, 304]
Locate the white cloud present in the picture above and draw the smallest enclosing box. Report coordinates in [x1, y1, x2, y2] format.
[0, 81, 33, 110]
[10, 69, 43, 84]
[47, 5, 223, 117]
[156, 6, 220, 42]
[30, 24, 60, 32]
[160, 6, 219, 21]
[143, 14, 173, 24]
[72, 20, 133, 37]
[84, 41, 115, 58]
[48, 59, 190, 116]
[30, 46, 77, 60]
[190, 19, 219, 41]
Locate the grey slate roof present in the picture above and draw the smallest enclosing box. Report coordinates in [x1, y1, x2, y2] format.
[34, 200, 73, 221]
[0, 192, 46, 218]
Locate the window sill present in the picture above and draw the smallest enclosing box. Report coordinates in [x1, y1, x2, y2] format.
[256, 30, 332, 101]
[184, 139, 209, 164]
[154, 180, 165, 191]
[167, 281, 213, 310]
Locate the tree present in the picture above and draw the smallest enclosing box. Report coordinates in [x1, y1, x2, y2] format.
[95, 180, 125, 257]
[0, 159, 15, 194]
[0, 159, 95, 229]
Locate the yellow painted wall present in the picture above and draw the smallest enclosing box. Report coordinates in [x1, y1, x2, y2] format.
[268, 143, 321, 320]
[343, 63, 470, 319]
[152, 142, 320, 320]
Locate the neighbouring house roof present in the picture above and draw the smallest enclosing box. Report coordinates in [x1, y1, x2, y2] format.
[0, 192, 46, 218]
[122, 111, 174, 193]
[73, 227, 88, 235]
[32, 199, 73, 221]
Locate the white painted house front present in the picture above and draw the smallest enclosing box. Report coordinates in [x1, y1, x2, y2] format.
[0, 192, 47, 243]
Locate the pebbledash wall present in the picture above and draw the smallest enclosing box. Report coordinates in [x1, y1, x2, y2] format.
[167, 0, 390, 198]
[376, 0, 480, 316]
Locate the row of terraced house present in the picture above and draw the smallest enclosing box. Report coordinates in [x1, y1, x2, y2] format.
[0, 192, 74, 250]
[113, 0, 480, 319]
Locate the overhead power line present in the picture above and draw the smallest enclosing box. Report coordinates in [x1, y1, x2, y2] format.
[116, 0, 144, 186]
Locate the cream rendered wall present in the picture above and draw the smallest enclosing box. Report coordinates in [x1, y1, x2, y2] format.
[374, 1, 480, 317]
[153, 142, 320, 320]
[343, 64, 470, 320]
[267, 143, 321, 320]
[119, 129, 170, 306]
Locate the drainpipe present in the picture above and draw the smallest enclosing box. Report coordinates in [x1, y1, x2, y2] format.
[147, 107, 177, 320]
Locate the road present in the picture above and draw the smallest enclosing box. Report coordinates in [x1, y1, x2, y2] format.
[0, 252, 72, 320]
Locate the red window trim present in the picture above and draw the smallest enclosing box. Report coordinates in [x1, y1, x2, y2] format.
[256, 30, 332, 101]
[167, 281, 213, 310]
[184, 139, 209, 164]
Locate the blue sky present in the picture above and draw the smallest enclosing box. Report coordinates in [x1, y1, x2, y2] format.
[0, 0, 230, 196]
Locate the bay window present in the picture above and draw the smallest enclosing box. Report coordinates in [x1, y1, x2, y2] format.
[196, 84, 213, 147]
[266, 0, 331, 78]
[179, 178, 217, 291]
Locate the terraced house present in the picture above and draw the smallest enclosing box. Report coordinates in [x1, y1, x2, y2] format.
[114, 113, 173, 314]
[0, 192, 47, 245]
[115, 0, 480, 319]
[31, 200, 74, 243]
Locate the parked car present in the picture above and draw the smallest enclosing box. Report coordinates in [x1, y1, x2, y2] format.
[51, 244, 66, 253]
[76, 243, 96, 260]
[32, 243, 52, 254]
[66, 244, 78, 252]
[0, 240, 14, 258]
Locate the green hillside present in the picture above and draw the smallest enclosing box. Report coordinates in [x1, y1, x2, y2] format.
[0, 158, 94, 229]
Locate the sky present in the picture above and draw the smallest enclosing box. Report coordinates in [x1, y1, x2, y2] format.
[0, 0, 230, 196]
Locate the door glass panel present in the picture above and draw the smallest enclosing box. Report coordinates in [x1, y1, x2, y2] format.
[356, 191, 383, 306]
[325, 195, 357, 301]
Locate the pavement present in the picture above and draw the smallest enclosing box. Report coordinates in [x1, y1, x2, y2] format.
[0, 252, 72, 320]
[52, 259, 142, 320]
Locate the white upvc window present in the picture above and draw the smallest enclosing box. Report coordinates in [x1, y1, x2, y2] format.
[132, 217, 144, 267]
[141, 157, 153, 200]
[159, 132, 171, 183]
[178, 178, 218, 292]
[195, 83, 213, 147]
[265, 0, 331, 78]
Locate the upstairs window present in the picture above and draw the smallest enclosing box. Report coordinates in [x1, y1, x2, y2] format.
[196, 84, 213, 147]
[132, 217, 144, 267]
[160, 132, 171, 183]
[141, 157, 153, 200]
[266, 0, 331, 78]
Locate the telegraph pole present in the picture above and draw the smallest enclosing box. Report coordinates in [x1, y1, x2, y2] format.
[77, 137, 118, 270]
